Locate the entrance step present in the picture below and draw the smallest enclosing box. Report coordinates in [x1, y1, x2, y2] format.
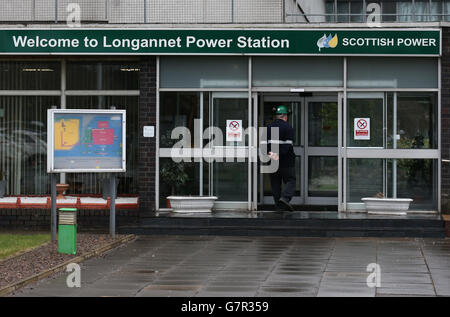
[120, 212, 446, 238]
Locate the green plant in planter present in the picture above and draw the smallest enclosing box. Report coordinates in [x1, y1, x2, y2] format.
[160, 159, 189, 195]
[160, 129, 190, 195]
[160, 130, 178, 148]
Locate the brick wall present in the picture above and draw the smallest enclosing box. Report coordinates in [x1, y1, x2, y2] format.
[0, 56, 157, 230]
[138, 57, 157, 212]
[442, 27, 450, 212]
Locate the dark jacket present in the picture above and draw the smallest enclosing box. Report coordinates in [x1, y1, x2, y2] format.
[266, 119, 296, 167]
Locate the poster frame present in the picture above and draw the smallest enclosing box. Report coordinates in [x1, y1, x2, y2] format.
[47, 109, 127, 173]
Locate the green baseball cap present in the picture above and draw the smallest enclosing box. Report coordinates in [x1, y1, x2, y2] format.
[275, 105, 289, 115]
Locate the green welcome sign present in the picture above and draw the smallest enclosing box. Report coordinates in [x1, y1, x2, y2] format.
[0, 29, 440, 55]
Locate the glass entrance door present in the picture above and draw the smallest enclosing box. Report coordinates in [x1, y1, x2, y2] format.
[259, 94, 339, 207]
[207, 92, 250, 209]
[305, 96, 339, 204]
[260, 95, 304, 205]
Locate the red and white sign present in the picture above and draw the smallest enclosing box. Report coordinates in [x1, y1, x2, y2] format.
[226, 120, 242, 142]
[354, 118, 370, 140]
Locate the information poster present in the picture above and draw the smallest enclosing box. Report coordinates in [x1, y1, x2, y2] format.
[48, 110, 126, 172]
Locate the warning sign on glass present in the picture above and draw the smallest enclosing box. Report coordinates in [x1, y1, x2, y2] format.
[354, 118, 370, 140]
[226, 120, 243, 142]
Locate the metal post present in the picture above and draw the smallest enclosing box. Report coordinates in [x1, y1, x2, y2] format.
[51, 104, 58, 242]
[110, 105, 116, 238]
[393, 92, 397, 199]
[110, 174, 116, 238]
[61, 60, 66, 184]
[51, 173, 57, 242]
[199, 93, 203, 196]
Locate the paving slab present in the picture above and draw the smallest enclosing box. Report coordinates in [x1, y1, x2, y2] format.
[11, 236, 450, 297]
[317, 285, 376, 297]
[376, 284, 436, 296]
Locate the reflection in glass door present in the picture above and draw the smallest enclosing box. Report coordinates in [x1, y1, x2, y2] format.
[259, 94, 339, 207]
[306, 97, 338, 204]
[260, 95, 304, 205]
[207, 92, 250, 209]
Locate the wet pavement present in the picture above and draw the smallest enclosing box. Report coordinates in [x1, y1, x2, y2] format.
[12, 236, 450, 297]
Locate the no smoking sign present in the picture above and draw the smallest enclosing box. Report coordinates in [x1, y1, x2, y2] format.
[354, 118, 370, 140]
[226, 119, 243, 142]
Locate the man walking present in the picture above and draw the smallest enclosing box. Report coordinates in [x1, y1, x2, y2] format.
[266, 105, 296, 212]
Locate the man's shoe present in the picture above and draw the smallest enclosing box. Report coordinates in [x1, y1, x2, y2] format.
[279, 197, 294, 212]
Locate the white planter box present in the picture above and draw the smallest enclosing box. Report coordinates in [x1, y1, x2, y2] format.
[361, 198, 413, 216]
[167, 196, 218, 213]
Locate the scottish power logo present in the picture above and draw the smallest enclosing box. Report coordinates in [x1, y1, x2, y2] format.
[317, 34, 338, 51]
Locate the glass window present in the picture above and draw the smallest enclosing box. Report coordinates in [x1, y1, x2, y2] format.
[337, 0, 350, 22]
[0, 96, 60, 195]
[160, 92, 202, 148]
[348, 92, 438, 149]
[387, 93, 438, 149]
[213, 162, 248, 201]
[211, 93, 249, 147]
[308, 156, 338, 197]
[398, 1, 414, 22]
[347, 96, 384, 148]
[308, 101, 338, 147]
[397, 159, 437, 210]
[325, 1, 336, 22]
[0, 61, 60, 90]
[445, 0, 450, 21]
[382, 1, 397, 21]
[347, 158, 437, 210]
[347, 158, 384, 203]
[350, 0, 364, 22]
[66, 61, 140, 90]
[415, 0, 429, 21]
[347, 58, 438, 89]
[66, 96, 139, 195]
[253, 57, 343, 87]
[430, 0, 443, 21]
[160, 56, 248, 88]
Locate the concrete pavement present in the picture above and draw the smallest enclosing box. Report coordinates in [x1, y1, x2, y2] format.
[12, 236, 450, 297]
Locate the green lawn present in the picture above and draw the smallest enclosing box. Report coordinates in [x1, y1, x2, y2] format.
[0, 234, 50, 260]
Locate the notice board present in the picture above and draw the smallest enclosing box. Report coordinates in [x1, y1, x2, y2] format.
[47, 109, 126, 173]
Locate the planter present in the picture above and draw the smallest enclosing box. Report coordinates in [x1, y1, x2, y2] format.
[0, 180, 5, 198]
[361, 197, 413, 216]
[56, 184, 70, 200]
[167, 196, 218, 213]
